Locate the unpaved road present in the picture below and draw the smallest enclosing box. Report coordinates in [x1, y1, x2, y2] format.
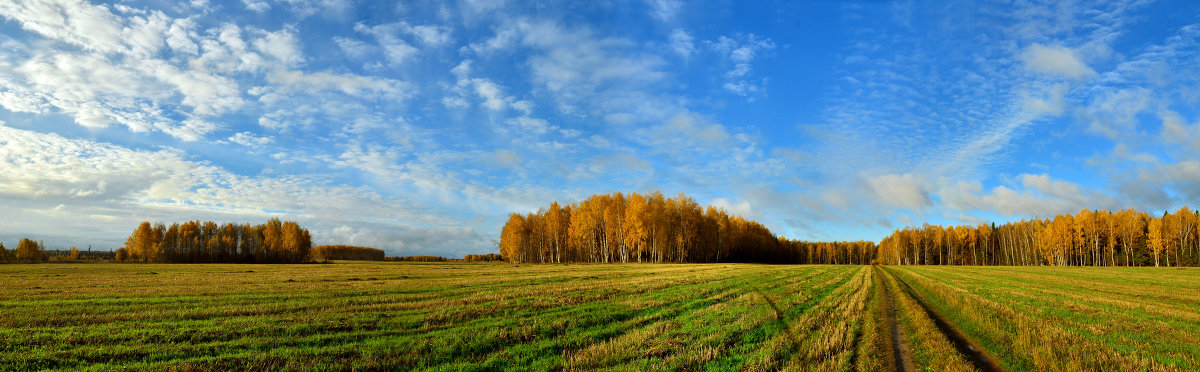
[881, 267, 1005, 372]
[874, 266, 916, 372]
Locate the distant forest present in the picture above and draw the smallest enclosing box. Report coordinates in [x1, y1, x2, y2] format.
[878, 207, 1200, 267]
[382, 254, 505, 262]
[311, 245, 386, 261]
[119, 218, 312, 263]
[500, 192, 876, 264]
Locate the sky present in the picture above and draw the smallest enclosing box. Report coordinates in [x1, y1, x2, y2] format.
[2, 0, 1200, 257]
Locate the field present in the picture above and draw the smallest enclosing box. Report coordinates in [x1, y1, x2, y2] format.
[881, 266, 1200, 371]
[1, 263, 1198, 370]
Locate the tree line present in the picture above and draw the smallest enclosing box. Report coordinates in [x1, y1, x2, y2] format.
[463, 254, 504, 262]
[388, 255, 451, 262]
[118, 218, 312, 263]
[877, 207, 1200, 267]
[0, 238, 46, 262]
[381, 254, 503, 262]
[311, 245, 386, 261]
[500, 191, 876, 264]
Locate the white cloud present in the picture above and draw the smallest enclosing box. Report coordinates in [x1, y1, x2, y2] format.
[645, 113, 731, 146]
[445, 59, 533, 114]
[0, 126, 490, 253]
[0, 2, 344, 141]
[355, 21, 451, 66]
[121, 10, 169, 58]
[464, 18, 677, 123]
[604, 113, 637, 125]
[1152, 161, 1200, 202]
[723, 80, 767, 97]
[707, 34, 776, 96]
[505, 116, 551, 134]
[255, 69, 411, 106]
[0, 44, 240, 138]
[273, 0, 351, 19]
[516, 19, 668, 116]
[164, 117, 220, 142]
[243, 0, 270, 13]
[936, 174, 1118, 218]
[567, 153, 653, 180]
[0, 0, 125, 54]
[225, 131, 275, 146]
[405, 24, 453, 46]
[323, 223, 491, 257]
[669, 29, 695, 58]
[647, 0, 681, 22]
[461, 0, 507, 17]
[0, 126, 200, 203]
[334, 36, 372, 59]
[355, 23, 420, 66]
[866, 173, 932, 210]
[16, 51, 168, 106]
[193, 23, 268, 74]
[441, 96, 469, 109]
[467, 24, 519, 56]
[145, 60, 244, 115]
[164, 18, 200, 55]
[1021, 84, 1067, 117]
[1081, 88, 1151, 140]
[1021, 43, 1096, 80]
[473, 79, 509, 111]
[254, 26, 305, 66]
[710, 197, 753, 218]
[492, 149, 522, 168]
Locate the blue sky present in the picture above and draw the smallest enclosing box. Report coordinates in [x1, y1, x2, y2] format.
[2, 0, 1200, 257]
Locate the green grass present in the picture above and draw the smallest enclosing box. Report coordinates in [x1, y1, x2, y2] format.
[0, 262, 877, 371]
[7, 262, 1200, 370]
[884, 265, 1200, 371]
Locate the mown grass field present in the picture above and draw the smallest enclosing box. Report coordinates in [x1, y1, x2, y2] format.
[1, 262, 883, 371]
[884, 265, 1200, 371]
[3, 263, 1199, 371]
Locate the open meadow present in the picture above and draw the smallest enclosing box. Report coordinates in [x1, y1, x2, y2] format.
[2, 262, 1199, 370]
[2, 262, 881, 370]
[882, 266, 1200, 371]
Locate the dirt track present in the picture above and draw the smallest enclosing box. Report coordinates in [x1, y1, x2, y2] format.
[881, 267, 1005, 372]
[874, 266, 916, 372]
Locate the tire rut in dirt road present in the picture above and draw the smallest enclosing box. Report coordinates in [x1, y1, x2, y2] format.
[874, 266, 915, 372]
[883, 267, 1005, 372]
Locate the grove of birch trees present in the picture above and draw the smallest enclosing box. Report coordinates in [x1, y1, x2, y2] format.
[877, 207, 1200, 267]
[500, 191, 876, 264]
[118, 218, 312, 263]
